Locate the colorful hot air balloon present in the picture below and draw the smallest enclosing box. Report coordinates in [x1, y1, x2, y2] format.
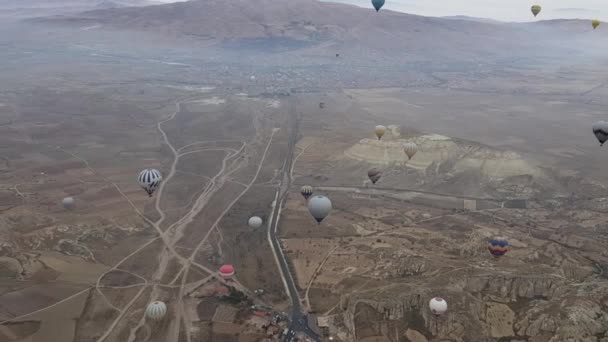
[592, 121, 608, 146]
[219, 264, 235, 279]
[487, 237, 509, 257]
[300, 185, 313, 200]
[145, 301, 167, 321]
[592, 19, 601, 30]
[138, 169, 162, 197]
[403, 142, 418, 160]
[531, 5, 541, 17]
[308, 195, 332, 224]
[374, 125, 386, 140]
[429, 297, 448, 316]
[367, 168, 382, 184]
[62, 197, 75, 210]
[371, 0, 385, 12]
[248, 216, 263, 229]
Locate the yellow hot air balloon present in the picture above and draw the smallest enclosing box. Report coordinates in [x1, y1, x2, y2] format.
[592, 19, 601, 30]
[374, 125, 386, 140]
[531, 5, 541, 17]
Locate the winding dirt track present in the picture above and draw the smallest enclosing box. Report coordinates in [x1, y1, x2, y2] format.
[0, 95, 278, 342]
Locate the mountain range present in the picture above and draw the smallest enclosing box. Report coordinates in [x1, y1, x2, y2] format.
[26, 0, 608, 61]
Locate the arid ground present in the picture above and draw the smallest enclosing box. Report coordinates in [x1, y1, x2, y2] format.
[1, 1, 608, 341]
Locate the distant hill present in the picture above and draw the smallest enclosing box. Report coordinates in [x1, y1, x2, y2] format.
[0, 0, 158, 8]
[95, 1, 126, 9]
[441, 15, 504, 24]
[26, 0, 608, 60]
[0, 0, 163, 19]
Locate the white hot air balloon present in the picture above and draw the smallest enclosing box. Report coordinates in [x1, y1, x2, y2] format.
[403, 142, 418, 160]
[307, 195, 332, 224]
[146, 301, 167, 321]
[138, 169, 163, 197]
[374, 125, 386, 140]
[429, 297, 448, 316]
[62, 197, 75, 210]
[248, 216, 263, 229]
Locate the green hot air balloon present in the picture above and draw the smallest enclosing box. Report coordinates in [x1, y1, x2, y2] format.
[592, 19, 601, 30]
[372, 0, 385, 12]
[531, 5, 541, 17]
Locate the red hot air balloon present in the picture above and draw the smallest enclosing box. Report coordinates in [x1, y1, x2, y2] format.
[219, 264, 235, 279]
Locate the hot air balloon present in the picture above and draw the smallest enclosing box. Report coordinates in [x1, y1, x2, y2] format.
[371, 0, 385, 12]
[145, 301, 167, 321]
[403, 142, 418, 160]
[308, 195, 332, 224]
[367, 168, 382, 184]
[592, 19, 601, 30]
[531, 5, 541, 17]
[429, 297, 448, 316]
[248, 216, 263, 229]
[219, 264, 235, 279]
[374, 125, 386, 140]
[138, 169, 162, 197]
[62, 197, 75, 210]
[592, 121, 608, 146]
[301, 185, 314, 200]
[487, 237, 509, 257]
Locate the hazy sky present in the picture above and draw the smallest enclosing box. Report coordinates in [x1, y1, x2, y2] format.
[327, 0, 608, 21]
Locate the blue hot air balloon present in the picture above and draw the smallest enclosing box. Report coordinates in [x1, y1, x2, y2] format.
[371, 0, 385, 12]
[487, 238, 509, 257]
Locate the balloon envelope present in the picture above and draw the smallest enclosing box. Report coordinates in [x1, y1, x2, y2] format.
[592, 121, 608, 145]
[371, 0, 385, 12]
[248, 216, 263, 229]
[531, 5, 541, 17]
[592, 19, 601, 29]
[403, 142, 418, 160]
[308, 195, 332, 224]
[374, 125, 386, 140]
[429, 297, 448, 316]
[487, 238, 509, 257]
[219, 264, 235, 278]
[146, 301, 167, 321]
[62, 197, 75, 209]
[138, 169, 163, 197]
[300, 185, 314, 200]
[367, 168, 382, 184]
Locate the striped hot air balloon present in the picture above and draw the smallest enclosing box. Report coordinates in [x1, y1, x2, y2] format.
[145, 301, 167, 321]
[300, 185, 313, 200]
[138, 169, 162, 197]
[487, 237, 509, 257]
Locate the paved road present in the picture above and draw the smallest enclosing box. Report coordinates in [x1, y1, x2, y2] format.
[267, 98, 321, 341]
